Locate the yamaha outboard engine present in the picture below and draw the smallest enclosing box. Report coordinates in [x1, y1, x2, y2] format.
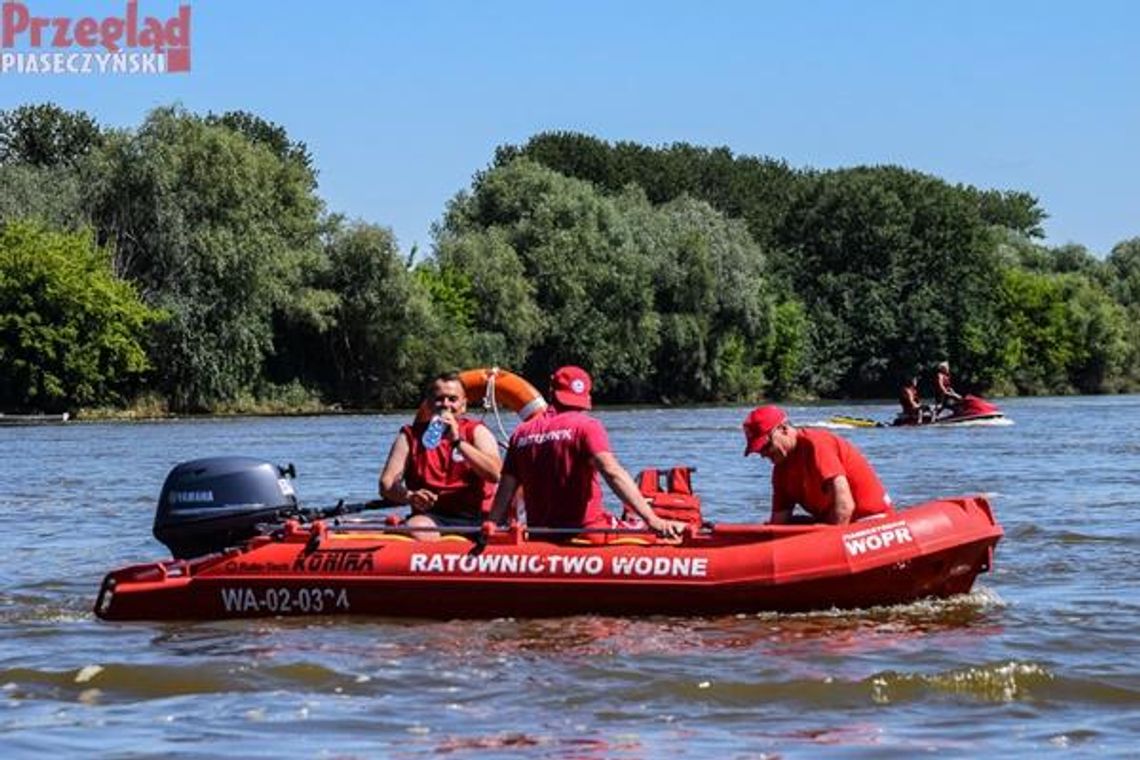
[153, 457, 299, 559]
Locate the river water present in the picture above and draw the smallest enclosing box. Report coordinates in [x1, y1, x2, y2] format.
[2, 396, 1139, 757]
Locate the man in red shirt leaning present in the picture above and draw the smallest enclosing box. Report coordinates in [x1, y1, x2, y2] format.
[489, 366, 686, 539]
[743, 405, 893, 526]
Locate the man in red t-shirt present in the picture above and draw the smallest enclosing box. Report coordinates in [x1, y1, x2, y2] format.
[489, 366, 686, 538]
[379, 372, 502, 539]
[743, 405, 893, 525]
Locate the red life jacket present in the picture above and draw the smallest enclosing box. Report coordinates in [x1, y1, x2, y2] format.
[622, 466, 703, 528]
[402, 417, 494, 517]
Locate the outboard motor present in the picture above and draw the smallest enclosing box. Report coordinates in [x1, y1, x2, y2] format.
[153, 457, 299, 559]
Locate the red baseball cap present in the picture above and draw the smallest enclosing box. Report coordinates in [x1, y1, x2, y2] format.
[743, 405, 787, 456]
[551, 365, 592, 409]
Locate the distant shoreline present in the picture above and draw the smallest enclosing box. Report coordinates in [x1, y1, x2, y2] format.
[19, 388, 1106, 424]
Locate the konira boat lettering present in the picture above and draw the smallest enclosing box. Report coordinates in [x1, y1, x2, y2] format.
[843, 521, 915, 557]
[292, 550, 375, 573]
[409, 552, 710, 578]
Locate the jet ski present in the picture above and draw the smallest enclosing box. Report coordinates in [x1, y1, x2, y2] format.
[829, 395, 1010, 428]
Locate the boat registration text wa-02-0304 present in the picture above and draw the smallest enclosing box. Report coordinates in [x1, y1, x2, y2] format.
[219, 586, 349, 614]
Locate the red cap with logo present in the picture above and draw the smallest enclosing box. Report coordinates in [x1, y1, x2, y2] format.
[551, 365, 592, 410]
[742, 405, 787, 456]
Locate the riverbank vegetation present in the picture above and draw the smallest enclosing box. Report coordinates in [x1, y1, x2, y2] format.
[2, 103, 1138, 415]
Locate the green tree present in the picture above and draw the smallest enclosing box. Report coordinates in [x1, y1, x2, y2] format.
[1107, 237, 1140, 308]
[623, 192, 781, 400]
[439, 160, 794, 402]
[1061, 275, 1130, 392]
[1048, 243, 1103, 276]
[437, 159, 660, 400]
[0, 221, 160, 411]
[969, 188, 1047, 239]
[317, 221, 462, 407]
[499, 131, 801, 251]
[996, 267, 1075, 393]
[777, 166, 1003, 395]
[497, 133, 1068, 399]
[0, 104, 104, 231]
[430, 226, 543, 369]
[205, 110, 316, 185]
[995, 267, 1129, 394]
[91, 106, 325, 411]
[0, 103, 102, 168]
[1105, 238, 1140, 387]
[0, 163, 88, 230]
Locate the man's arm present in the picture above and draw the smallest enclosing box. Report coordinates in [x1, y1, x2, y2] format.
[454, 423, 502, 483]
[826, 475, 856, 525]
[379, 433, 410, 503]
[594, 452, 684, 538]
[488, 472, 519, 524]
[938, 376, 963, 401]
[379, 432, 437, 511]
[769, 490, 796, 524]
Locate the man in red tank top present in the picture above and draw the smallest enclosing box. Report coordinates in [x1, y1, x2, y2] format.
[489, 366, 686, 539]
[743, 405, 893, 525]
[379, 372, 502, 539]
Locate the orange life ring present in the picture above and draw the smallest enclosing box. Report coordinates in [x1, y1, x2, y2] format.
[415, 368, 547, 422]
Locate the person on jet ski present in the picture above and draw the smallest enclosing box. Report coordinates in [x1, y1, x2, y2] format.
[934, 361, 963, 416]
[897, 375, 933, 425]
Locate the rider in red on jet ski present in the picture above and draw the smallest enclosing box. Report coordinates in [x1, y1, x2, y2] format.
[934, 361, 963, 415]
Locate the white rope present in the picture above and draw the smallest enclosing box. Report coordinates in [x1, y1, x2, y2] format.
[484, 366, 511, 448]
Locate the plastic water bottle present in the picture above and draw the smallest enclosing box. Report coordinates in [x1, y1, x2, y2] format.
[422, 415, 446, 450]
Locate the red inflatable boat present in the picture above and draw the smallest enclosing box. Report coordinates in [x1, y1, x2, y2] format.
[94, 456, 1002, 621]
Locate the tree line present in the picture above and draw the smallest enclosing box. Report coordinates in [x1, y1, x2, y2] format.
[2, 104, 1138, 414]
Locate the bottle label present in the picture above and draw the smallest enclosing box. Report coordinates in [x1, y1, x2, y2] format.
[422, 416, 446, 450]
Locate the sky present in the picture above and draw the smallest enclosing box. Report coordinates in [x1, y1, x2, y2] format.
[3, 0, 1138, 257]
